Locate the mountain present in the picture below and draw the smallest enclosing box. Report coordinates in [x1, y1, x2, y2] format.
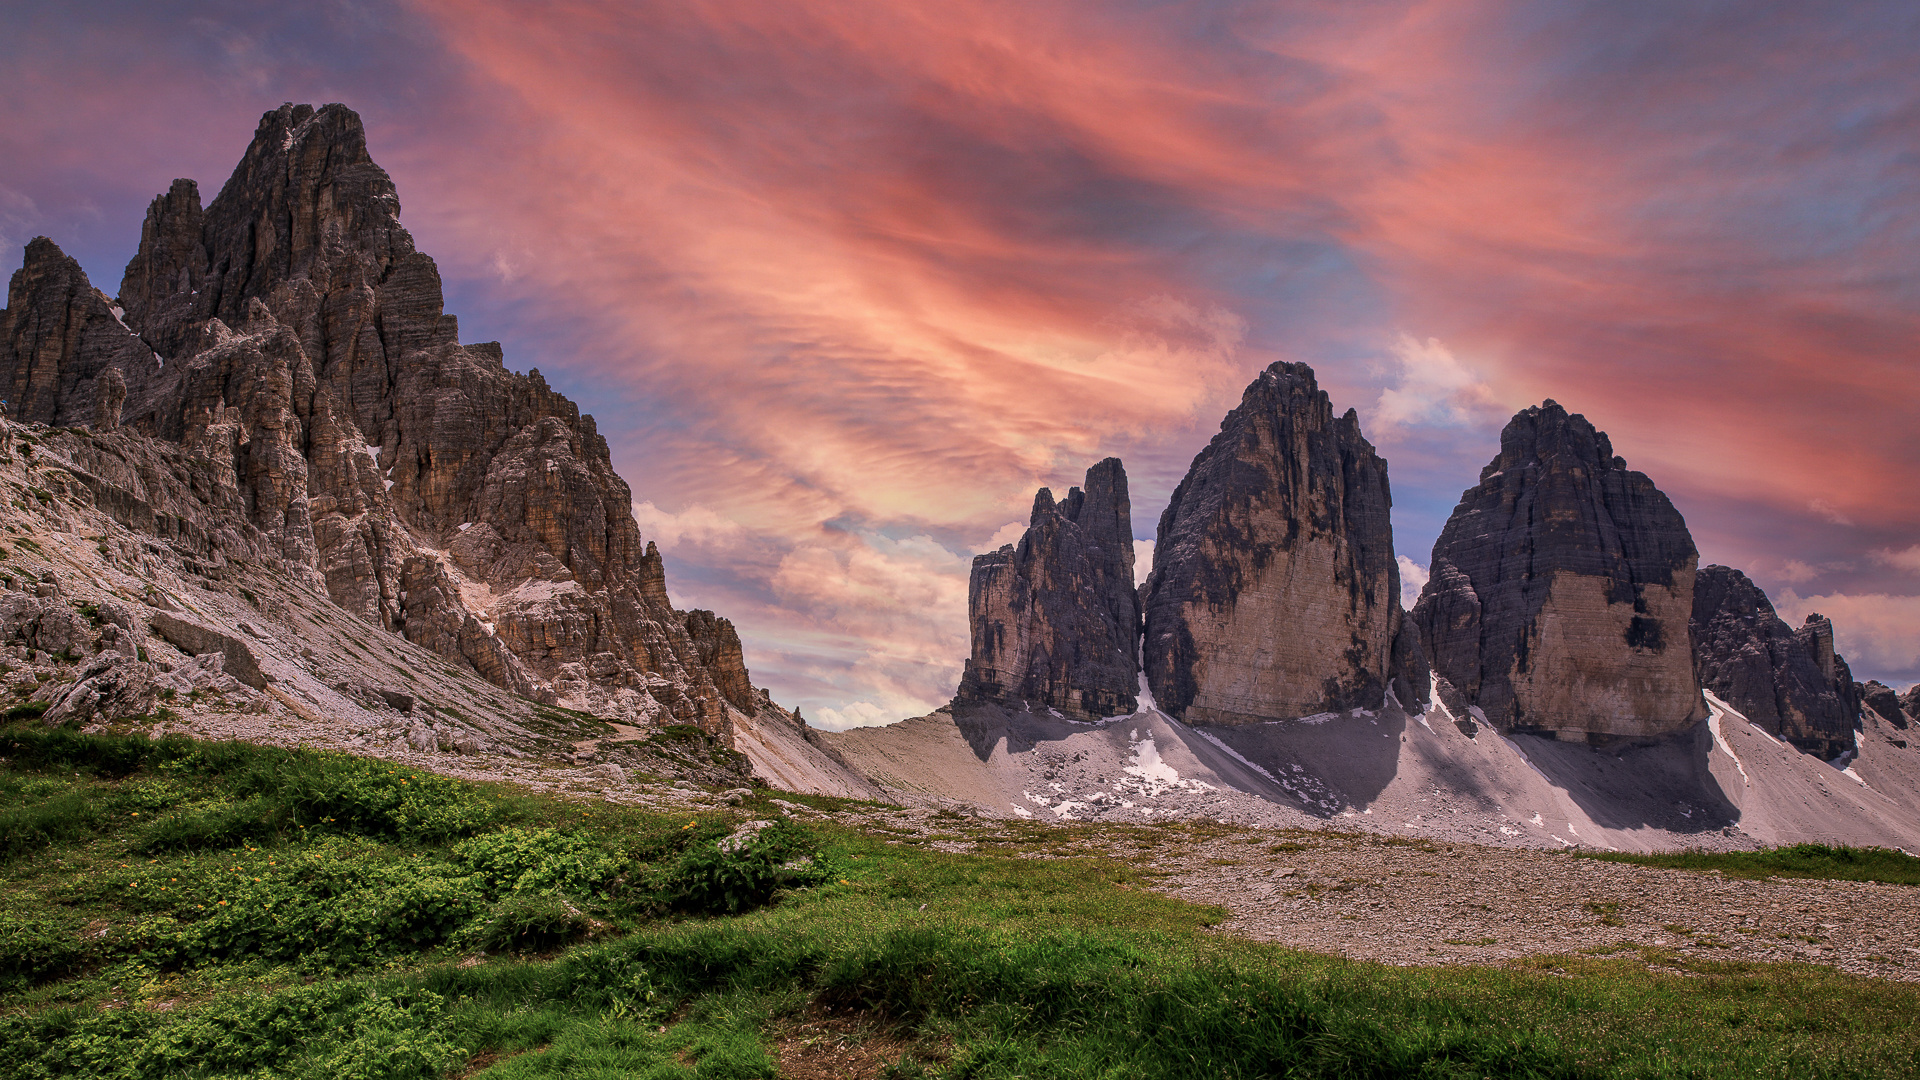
[1142, 361, 1425, 724]
[1, 103, 757, 738]
[1412, 401, 1705, 742]
[955, 457, 1139, 721]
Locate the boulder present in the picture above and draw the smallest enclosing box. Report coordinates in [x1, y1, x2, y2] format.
[1413, 401, 1704, 741]
[42, 656, 157, 726]
[1691, 564, 1861, 755]
[957, 457, 1140, 720]
[147, 612, 268, 690]
[1143, 362, 1422, 723]
[0, 593, 97, 658]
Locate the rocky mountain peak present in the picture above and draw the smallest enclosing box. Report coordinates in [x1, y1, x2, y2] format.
[1142, 361, 1425, 724]
[1414, 402, 1705, 742]
[957, 457, 1140, 721]
[0, 103, 761, 737]
[2, 236, 155, 427]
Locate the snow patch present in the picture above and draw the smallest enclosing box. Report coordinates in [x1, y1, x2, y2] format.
[1125, 737, 1182, 785]
[1706, 703, 1750, 785]
[1134, 639, 1157, 712]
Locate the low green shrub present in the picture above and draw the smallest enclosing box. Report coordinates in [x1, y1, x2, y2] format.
[4, 982, 463, 1080]
[133, 799, 279, 854]
[469, 891, 597, 954]
[0, 912, 88, 990]
[0, 787, 105, 861]
[660, 820, 827, 916]
[127, 839, 486, 973]
[456, 827, 620, 898]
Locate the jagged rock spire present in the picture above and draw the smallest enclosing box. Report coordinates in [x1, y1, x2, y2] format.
[1143, 362, 1424, 724]
[957, 457, 1140, 720]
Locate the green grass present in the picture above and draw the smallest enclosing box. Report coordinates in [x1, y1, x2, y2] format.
[1582, 843, 1920, 886]
[1, 725, 1917, 1078]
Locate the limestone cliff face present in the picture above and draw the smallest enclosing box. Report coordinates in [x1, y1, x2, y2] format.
[1143, 362, 1424, 724]
[1413, 402, 1705, 740]
[0, 103, 755, 734]
[956, 458, 1139, 720]
[1690, 565, 1860, 756]
[1, 238, 159, 428]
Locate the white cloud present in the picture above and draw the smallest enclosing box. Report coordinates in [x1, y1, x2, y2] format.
[771, 533, 970, 625]
[1369, 333, 1501, 435]
[631, 500, 746, 551]
[810, 692, 941, 731]
[1777, 589, 1920, 681]
[1134, 538, 1156, 579]
[1807, 499, 1853, 526]
[983, 520, 1026, 551]
[1397, 555, 1429, 610]
[1872, 545, 1920, 575]
[1777, 559, 1821, 584]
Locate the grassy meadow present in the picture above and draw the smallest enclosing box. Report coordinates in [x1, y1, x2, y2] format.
[2, 723, 1918, 1079]
[1583, 843, 1920, 886]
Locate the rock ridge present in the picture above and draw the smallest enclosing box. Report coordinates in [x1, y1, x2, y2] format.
[1690, 564, 1860, 757]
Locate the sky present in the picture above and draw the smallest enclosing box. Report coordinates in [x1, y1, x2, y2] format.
[2, 0, 1916, 723]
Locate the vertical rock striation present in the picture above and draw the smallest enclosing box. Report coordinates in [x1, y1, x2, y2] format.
[1413, 401, 1705, 741]
[1, 238, 158, 427]
[1143, 362, 1424, 724]
[957, 458, 1139, 720]
[0, 103, 756, 734]
[1690, 564, 1860, 756]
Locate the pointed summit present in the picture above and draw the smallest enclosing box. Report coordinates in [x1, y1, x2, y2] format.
[1691, 564, 1861, 756]
[957, 457, 1140, 720]
[0, 236, 153, 427]
[1143, 362, 1425, 724]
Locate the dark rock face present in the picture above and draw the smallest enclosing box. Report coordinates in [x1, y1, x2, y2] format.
[957, 458, 1139, 720]
[1861, 680, 1909, 731]
[1413, 401, 1704, 740]
[1143, 362, 1423, 724]
[1690, 565, 1860, 755]
[0, 103, 754, 734]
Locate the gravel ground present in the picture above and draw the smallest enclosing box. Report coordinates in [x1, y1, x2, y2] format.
[788, 802, 1920, 983]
